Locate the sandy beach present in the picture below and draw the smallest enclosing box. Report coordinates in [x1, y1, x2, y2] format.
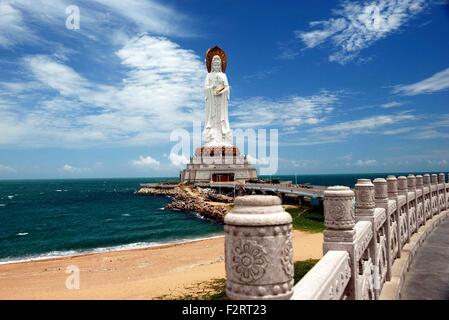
[0, 230, 322, 300]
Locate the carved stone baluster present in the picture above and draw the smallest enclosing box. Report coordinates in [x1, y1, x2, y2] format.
[447, 173, 449, 210]
[431, 174, 439, 215]
[407, 175, 417, 236]
[355, 179, 380, 298]
[374, 178, 391, 282]
[416, 175, 424, 227]
[387, 176, 400, 259]
[439, 173, 447, 210]
[323, 186, 357, 299]
[224, 195, 293, 300]
[398, 176, 410, 247]
[424, 174, 431, 220]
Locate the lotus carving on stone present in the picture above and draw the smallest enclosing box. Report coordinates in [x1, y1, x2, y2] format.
[232, 240, 268, 283]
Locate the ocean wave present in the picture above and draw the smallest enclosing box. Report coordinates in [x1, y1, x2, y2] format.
[0, 204, 5, 207]
[17, 232, 29, 236]
[0, 234, 224, 265]
[121, 213, 131, 217]
[7, 195, 14, 199]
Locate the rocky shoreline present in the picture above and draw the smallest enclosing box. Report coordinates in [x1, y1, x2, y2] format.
[136, 184, 232, 223]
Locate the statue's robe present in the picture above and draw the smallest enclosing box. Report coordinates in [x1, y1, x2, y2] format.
[203, 71, 232, 146]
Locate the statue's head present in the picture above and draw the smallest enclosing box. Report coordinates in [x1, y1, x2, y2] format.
[211, 55, 222, 72]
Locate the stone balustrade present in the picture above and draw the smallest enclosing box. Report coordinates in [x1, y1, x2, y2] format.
[224, 173, 449, 300]
[224, 195, 294, 300]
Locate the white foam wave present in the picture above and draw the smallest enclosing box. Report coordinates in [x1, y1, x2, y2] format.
[0, 204, 5, 207]
[17, 232, 29, 236]
[0, 234, 224, 265]
[7, 195, 14, 199]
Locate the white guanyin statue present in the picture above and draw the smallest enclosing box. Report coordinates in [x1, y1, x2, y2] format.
[203, 52, 232, 147]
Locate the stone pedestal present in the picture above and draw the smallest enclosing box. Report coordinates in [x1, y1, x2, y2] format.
[180, 146, 257, 184]
[224, 195, 293, 300]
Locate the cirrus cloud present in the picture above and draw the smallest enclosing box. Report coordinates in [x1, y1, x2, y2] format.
[393, 67, 449, 95]
[297, 0, 427, 64]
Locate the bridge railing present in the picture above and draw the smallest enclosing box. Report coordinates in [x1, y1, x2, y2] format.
[224, 173, 449, 300]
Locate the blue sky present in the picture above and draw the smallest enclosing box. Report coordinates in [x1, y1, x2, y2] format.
[0, 0, 449, 179]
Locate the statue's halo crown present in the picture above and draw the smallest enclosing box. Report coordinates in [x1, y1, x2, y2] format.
[206, 46, 227, 73]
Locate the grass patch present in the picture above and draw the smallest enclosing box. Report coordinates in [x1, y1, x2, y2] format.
[285, 207, 324, 233]
[294, 259, 319, 284]
[157, 260, 320, 300]
[156, 278, 227, 300]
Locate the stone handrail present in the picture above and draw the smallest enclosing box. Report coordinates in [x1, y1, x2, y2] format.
[224, 173, 449, 300]
[290, 250, 350, 300]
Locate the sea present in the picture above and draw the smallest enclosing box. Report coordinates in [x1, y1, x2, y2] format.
[0, 173, 445, 263]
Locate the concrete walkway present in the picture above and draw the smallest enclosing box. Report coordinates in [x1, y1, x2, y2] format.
[401, 217, 449, 300]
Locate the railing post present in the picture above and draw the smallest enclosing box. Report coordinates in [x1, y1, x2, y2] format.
[373, 178, 391, 282]
[224, 195, 294, 300]
[416, 175, 424, 227]
[323, 186, 357, 299]
[431, 174, 439, 215]
[439, 173, 446, 210]
[355, 179, 379, 297]
[424, 174, 431, 221]
[398, 176, 410, 247]
[446, 173, 449, 210]
[407, 174, 417, 235]
[387, 176, 400, 258]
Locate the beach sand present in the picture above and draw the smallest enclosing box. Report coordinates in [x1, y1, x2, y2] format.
[0, 230, 323, 299]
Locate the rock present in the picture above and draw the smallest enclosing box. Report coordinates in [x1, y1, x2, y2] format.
[137, 184, 230, 223]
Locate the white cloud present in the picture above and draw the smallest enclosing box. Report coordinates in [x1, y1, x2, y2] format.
[297, 0, 427, 63]
[381, 101, 403, 108]
[280, 112, 418, 146]
[339, 153, 353, 162]
[309, 113, 416, 134]
[169, 152, 189, 167]
[246, 155, 270, 166]
[94, 0, 189, 37]
[354, 159, 378, 167]
[411, 130, 449, 140]
[0, 0, 192, 49]
[59, 164, 91, 173]
[338, 154, 379, 168]
[426, 159, 448, 166]
[0, 35, 205, 148]
[382, 127, 414, 135]
[231, 91, 338, 130]
[0, 1, 32, 47]
[24, 55, 89, 96]
[61, 164, 75, 172]
[130, 155, 160, 169]
[0, 164, 16, 174]
[393, 67, 449, 95]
